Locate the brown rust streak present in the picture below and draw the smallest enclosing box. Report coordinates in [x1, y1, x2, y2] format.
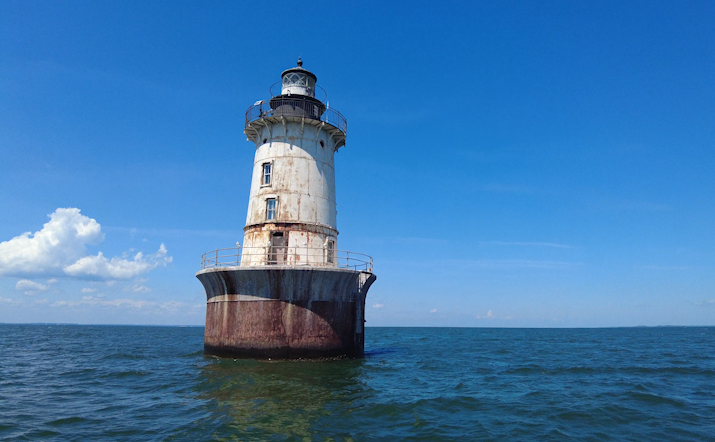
[204, 299, 362, 359]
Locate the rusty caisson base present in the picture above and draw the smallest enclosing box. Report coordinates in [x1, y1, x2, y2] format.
[196, 267, 376, 359]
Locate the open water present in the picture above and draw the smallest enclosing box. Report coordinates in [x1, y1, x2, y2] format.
[0, 325, 714, 441]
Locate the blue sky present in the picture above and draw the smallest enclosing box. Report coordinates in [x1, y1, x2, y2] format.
[1, 1, 714, 326]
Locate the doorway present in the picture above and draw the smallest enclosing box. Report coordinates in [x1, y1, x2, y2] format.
[269, 232, 287, 265]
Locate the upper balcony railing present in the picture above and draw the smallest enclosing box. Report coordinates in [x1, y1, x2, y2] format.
[245, 97, 347, 135]
[200, 246, 372, 272]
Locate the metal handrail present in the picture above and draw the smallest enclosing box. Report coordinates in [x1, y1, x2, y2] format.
[200, 246, 372, 272]
[245, 97, 347, 134]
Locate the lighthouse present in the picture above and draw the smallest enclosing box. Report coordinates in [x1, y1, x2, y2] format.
[196, 60, 376, 358]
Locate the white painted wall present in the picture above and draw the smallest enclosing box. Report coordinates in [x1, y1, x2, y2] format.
[245, 123, 337, 229]
[240, 120, 340, 266]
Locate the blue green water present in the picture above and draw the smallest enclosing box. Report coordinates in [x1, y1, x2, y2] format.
[1, 325, 714, 441]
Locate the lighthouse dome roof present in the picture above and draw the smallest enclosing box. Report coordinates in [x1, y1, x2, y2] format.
[281, 58, 317, 82]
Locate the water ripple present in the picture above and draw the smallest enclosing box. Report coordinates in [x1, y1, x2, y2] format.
[1, 325, 714, 441]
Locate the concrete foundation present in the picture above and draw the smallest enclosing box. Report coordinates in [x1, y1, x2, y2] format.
[197, 267, 375, 358]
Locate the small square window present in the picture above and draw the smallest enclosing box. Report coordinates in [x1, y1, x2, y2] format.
[262, 163, 272, 186]
[266, 198, 277, 221]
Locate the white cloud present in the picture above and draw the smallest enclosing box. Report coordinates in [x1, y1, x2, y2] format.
[64, 244, 171, 279]
[0, 208, 172, 280]
[477, 310, 495, 319]
[124, 278, 151, 293]
[430, 308, 437, 313]
[49, 296, 192, 312]
[160, 301, 185, 312]
[131, 284, 151, 293]
[372, 303, 384, 309]
[81, 287, 97, 293]
[0, 208, 103, 276]
[97, 298, 153, 308]
[0, 297, 21, 306]
[15, 279, 49, 294]
[52, 295, 153, 309]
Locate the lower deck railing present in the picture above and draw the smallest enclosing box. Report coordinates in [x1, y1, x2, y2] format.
[200, 246, 372, 272]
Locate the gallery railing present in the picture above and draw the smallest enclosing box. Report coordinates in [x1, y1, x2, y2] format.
[200, 246, 372, 272]
[245, 97, 347, 134]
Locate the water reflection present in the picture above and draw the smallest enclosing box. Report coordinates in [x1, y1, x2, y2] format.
[197, 357, 369, 439]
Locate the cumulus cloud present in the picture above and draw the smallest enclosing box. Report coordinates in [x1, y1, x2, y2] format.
[64, 244, 171, 279]
[0, 208, 102, 276]
[15, 279, 49, 295]
[81, 287, 97, 293]
[430, 308, 437, 313]
[0, 208, 171, 280]
[372, 303, 384, 309]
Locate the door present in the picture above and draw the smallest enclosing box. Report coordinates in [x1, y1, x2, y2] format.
[269, 232, 287, 265]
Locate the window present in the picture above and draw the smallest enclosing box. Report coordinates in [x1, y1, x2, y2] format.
[262, 163, 272, 186]
[266, 198, 277, 221]
[283, 72, 308, 87]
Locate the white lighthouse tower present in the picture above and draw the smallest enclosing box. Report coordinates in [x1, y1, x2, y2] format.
[240, 58, 343, 266]
[196, 59, 376, 358]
